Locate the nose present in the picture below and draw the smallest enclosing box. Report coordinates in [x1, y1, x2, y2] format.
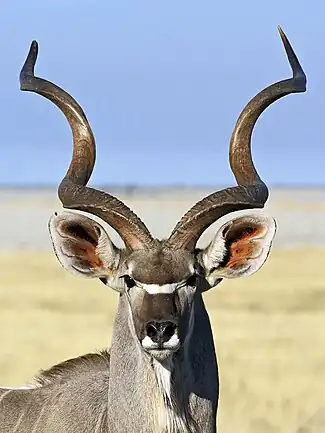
[145, 321, 177, 345]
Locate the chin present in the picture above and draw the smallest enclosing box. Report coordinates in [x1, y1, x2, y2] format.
[147, 348, 178, 361]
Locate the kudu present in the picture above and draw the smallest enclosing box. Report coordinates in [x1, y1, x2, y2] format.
[0, 27, 306, 432]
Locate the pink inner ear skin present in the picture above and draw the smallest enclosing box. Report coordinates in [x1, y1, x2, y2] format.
[227, 242, 254, 270]
[226, 225, 265, 270]
[66, 240, 104, 270]
[227, 224, 260, 243]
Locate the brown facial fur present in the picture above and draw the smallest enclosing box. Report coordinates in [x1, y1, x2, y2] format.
[135, 292, 178, 325]
[127, 246, 194, 285]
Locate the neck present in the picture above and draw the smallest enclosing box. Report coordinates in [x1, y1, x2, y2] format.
[107, 293, 219, 433]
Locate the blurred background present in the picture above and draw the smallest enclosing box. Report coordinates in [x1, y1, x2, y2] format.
[1, 1, 325, 432]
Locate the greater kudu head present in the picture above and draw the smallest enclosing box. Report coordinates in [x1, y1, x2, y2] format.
[20, 27, 306, 362]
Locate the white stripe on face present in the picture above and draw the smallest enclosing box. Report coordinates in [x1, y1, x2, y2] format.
[141, 283, 179, 294]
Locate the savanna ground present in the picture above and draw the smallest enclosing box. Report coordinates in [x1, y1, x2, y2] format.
[1, 187, 325, 433]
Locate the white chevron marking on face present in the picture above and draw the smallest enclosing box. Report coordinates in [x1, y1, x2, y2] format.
[141, 283, 179, 294]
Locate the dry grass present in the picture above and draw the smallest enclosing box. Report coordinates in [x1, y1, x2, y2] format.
[1, 249, 325, 433]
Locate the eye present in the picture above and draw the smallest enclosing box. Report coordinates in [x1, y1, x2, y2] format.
[122, 275, 136, 289]
[186, 274, 198, 287]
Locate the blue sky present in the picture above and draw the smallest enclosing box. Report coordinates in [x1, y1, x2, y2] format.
[0, 1, 323, 186]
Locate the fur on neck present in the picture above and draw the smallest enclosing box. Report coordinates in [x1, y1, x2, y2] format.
[152, 357, 197, 433]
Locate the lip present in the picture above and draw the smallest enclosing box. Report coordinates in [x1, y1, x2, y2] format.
[141, 335, 181, 360]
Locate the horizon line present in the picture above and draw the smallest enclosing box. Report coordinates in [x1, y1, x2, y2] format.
[0, 183, 325, 190]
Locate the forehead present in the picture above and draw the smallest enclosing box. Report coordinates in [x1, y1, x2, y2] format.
[126, 247, 194, 285]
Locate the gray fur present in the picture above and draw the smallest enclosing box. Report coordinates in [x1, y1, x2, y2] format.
[128, 247, 195, 284]
[0, 210, 276, 432]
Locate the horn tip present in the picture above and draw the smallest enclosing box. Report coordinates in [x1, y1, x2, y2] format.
[19, 40, 39, 90]
[277, 25, 307, 90]
[277, 25, 289, 47]
[277, 25, 284, 37]
[30, 40, 39, 58]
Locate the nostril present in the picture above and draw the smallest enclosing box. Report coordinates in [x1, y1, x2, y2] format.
[145, 321, 177, 345]
[161, 321, 177, 342]
[146, 322, 158, 339]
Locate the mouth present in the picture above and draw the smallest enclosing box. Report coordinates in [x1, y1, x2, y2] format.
[141, 334, 180, 360]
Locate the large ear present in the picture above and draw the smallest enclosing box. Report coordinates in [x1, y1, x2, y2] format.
[200, 212, 276, 287]
[48, 211, 121, 288]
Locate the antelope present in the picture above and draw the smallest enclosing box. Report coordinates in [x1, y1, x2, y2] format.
[0, 27, 306, 433]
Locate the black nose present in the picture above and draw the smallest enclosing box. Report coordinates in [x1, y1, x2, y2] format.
[145, 321, 177, 344]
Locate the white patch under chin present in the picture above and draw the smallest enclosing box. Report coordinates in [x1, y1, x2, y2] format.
[153, 360, 189, 433]
[142, 283, 179, 294]
[153, 359, 173, 406]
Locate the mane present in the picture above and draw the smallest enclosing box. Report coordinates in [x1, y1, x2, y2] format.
[34, 349, 110, 387]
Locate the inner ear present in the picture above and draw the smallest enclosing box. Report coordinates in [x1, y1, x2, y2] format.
[221, 221, 267, 268]
[49, 211, 121, 288]
[202, 212, 276, 283]
[223, 223, 259, 242]
[59, 221, 100, 246]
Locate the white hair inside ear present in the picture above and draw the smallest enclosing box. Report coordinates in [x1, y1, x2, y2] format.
[48, 211, 121, 290]
[201, 211, 276, 287]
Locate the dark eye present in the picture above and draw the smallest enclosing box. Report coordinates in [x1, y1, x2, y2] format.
[123, 275, 136, 289]
[186, 274, 198, 287]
